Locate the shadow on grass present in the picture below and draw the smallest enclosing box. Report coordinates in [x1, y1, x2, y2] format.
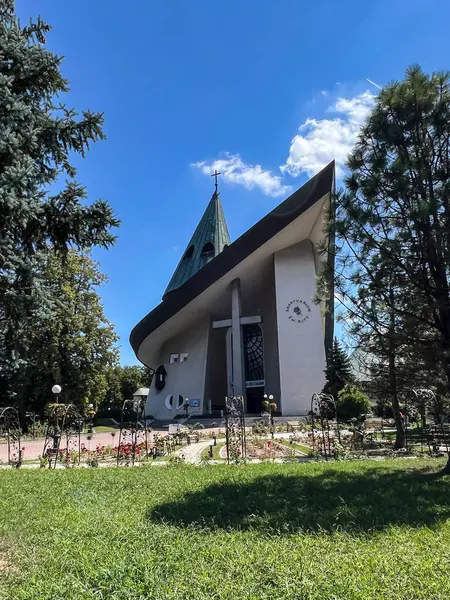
[148, 465, 450, 534]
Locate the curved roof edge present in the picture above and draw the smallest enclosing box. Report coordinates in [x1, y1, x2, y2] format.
[130, 160, 335, 358]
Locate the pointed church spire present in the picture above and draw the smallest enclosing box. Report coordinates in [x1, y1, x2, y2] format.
[164, 188, 231, 297]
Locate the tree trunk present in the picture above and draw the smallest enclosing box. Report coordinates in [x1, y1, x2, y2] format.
[392, 406, 405, 448]
[442, 361, 450, 473]
[388, 349, 405, 448]
[388, 291, 405, 449]
[17, 400, 29, 434]
[391, 389, 405, 448]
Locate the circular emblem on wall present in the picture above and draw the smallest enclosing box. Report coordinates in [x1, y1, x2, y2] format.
[285, 299, 311, 324]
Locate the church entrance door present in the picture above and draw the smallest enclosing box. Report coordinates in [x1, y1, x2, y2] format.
[246, 387, 264, 414]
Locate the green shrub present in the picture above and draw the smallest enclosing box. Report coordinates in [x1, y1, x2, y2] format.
[95, 417, 120, 428]
[95, 409, 122, 422]
[373, 400, 394, 419]
[252, 420, 268, 435]
[337, 385, 371, 421]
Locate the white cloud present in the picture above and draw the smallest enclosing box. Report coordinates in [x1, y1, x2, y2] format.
[192, 153, 292, 198]
[280, 90, 376, 179]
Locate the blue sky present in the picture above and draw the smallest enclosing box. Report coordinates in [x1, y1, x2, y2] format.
[18, 0, 450, 364]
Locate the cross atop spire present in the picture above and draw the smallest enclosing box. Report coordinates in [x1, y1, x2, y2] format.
[211, 169, 221, 192]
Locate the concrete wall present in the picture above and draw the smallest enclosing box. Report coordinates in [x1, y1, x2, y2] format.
[145, 241, 325, 420]
[145, 318, 209, 420]
[274, 241, 326, 415]
[203, 326, 228, 411]
[241, 260, 281, 408]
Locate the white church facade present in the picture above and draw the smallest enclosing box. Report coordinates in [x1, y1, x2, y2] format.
[130, 161, 335, 418]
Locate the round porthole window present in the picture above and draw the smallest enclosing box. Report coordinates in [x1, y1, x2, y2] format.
[165, 394, 184, 410]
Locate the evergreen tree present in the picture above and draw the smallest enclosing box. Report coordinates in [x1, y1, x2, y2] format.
[324, 338, 353, 400]
[0, 2, 119, 405]
[318, 66, 450, 462]
[340, 266, 410, 447]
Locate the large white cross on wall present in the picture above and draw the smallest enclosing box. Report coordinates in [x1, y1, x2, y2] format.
[212, 279, 262, 397]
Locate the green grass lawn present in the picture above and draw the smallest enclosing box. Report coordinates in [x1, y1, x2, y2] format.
[201, 441, 225, 460]
[0, 459, 449, 599]
[90, 426, 118, 433]
[278, 438, 311, 455]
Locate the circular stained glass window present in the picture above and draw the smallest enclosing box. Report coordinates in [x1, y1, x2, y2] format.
[165, 394, 184, 411]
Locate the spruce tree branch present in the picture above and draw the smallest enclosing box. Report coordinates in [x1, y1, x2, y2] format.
[338, 223, 439, 332]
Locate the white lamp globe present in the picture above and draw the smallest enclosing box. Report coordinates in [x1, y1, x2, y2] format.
[52, 385, 62, 395]
[269, 395, 274, 400]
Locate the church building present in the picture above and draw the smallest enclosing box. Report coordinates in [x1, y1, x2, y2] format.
[130, 161, 335, 418]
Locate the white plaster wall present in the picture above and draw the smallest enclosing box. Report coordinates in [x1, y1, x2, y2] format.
[274, 241, 326, 415]
[144, 318, 209, 420]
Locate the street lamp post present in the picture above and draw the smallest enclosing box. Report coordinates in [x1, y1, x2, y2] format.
[52, 384, 61, 404]
[51, 384, 62, 449]
[264, 393, 276, 439]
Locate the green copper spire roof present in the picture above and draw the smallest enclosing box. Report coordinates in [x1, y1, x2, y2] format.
[164, 190, 231, 297]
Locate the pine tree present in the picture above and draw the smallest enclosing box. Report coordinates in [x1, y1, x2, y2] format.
[0, 2, 119, 405]
[318, 66, 450, 461]
[324, 338, 353, 401]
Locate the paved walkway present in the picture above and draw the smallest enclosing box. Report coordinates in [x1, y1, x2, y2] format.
[178, 441, 212, 464]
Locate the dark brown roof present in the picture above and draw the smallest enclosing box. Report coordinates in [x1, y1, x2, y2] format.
[130, 161, 335, 357]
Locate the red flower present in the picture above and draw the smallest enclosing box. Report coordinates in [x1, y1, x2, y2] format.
[21, 447, 25, 451]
